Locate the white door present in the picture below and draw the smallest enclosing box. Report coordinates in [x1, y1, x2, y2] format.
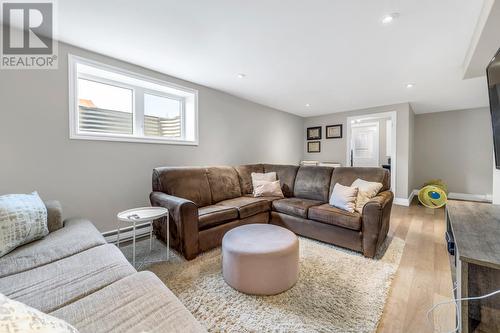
[350, 122, 379, 167]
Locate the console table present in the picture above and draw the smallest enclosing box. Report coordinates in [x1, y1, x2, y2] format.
[446, 200, 500, 332]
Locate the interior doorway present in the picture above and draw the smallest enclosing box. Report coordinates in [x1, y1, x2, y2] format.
[351, 122, 380, 167]
[346, 111, 397, 191]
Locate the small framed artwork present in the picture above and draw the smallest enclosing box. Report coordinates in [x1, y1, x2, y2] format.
[307, 141, 321, 153]
[326, 124, 342, 139]
[307, 126, 322, 140]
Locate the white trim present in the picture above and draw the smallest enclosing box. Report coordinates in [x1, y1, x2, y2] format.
[409, 189, 492, 204]
[68, 54, 199, 146]
[346, 111, 397, 193]
[103, 222, 151, 244]
[447, 192, 492, 203]
[394, 190, 415, 207]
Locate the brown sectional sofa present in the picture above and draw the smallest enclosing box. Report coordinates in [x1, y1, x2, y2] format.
[150, 164, 393, 260]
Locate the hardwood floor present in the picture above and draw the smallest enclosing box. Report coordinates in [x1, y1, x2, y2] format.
[378, 200, 456, 333]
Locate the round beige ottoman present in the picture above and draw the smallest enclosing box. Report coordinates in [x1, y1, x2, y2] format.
[222, 223, 299, 295]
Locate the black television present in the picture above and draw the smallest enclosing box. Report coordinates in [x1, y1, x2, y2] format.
[487, 48, 500, 170]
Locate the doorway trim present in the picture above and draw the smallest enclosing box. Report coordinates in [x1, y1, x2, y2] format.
[346, 111, 397, 192]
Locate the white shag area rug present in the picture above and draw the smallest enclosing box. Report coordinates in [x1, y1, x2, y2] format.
[146, 236, 405, 333]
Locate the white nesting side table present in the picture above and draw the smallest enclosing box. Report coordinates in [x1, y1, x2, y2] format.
[116, 207, 169, 267]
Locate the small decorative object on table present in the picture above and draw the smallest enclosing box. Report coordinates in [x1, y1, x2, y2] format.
[326, 124, 342, 139]
[116, 206, 169, 267]
[307, 126, 322, 140]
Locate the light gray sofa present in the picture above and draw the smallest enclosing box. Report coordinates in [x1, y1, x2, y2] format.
[0, 201, 205, 333]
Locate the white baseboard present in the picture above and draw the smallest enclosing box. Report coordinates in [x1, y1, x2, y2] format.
[394, 190, 416, 207]
[447, 192, 492, 203]
[102, 222, 152, 243]
[404, 189, 492, 205]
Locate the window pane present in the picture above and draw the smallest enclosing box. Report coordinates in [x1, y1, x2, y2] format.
[78, 78, 133, 135]
[144, 93, 182, 138]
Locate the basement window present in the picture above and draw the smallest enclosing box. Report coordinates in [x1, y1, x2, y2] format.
[68, 55, 198, 145]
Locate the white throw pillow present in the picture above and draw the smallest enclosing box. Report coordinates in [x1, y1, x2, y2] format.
[0, 192, 48, 257]
[329, 183, 359, 213]
[251, 172, 277, 183]
[253, 180, 284, 198]
[351, 178, 383, 213]
[0, 293, 79, 333]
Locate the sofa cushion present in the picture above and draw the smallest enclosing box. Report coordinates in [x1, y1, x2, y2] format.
[198, 205, 238, 230]
[272, 197, 324, 219]
[0, 244, 135, 313]
[263, 164, 299, 197]
[51, 271, 206, 333]
[206, 166, 242, 203]
[308, 204, 362, 231]
[0, 218, 106, 278]
[329, 167, 390, 196]
[0, 293, 79, 333]
[243, 194, 283, 202]
[45, 200, 63, 232]
[216, 197, 270, 219]
[152, 167, 212, 207]
[235, 164, 264, 194]
[293, 166, 334, 201]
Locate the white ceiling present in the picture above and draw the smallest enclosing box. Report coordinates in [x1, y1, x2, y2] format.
[56, 0, 490, 116]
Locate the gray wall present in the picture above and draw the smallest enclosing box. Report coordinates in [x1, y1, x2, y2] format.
[414, 107, 493, 195]
[0, 42, 304, 232]
[303, 103, 413, 199]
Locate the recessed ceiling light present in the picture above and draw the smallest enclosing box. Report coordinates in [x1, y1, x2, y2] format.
[237, 73, 246, 79]
[305, 103, 311, 107]
[406, 83, 415, 88]
[382, 13, 399, 24]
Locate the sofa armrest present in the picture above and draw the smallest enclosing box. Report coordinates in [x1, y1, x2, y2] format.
[361, 190, 394, 258]
[44, 200, 63, 233]
[149, 191, 199, 260]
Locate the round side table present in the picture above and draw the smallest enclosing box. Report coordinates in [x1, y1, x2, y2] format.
[116, 207, 169, 267]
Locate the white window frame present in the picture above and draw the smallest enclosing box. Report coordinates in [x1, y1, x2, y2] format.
[68, 54, 198, 145]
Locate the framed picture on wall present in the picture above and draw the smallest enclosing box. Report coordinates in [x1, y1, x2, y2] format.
[307, 141, 321, 153]
[326, 124, 342, 139]
[307, 126, 322, 140]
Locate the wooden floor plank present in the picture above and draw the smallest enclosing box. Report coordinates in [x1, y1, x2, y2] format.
[378, 201, 454, 333]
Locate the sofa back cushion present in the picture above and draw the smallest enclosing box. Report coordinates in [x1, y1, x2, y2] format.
[293, 166, 334, 202]
[263, 164, 299, 197]
[234, 164, 264, 194]
[152, 167, 212, 207]
[206, 166, 242, 203]
[329, 167, 390, 197]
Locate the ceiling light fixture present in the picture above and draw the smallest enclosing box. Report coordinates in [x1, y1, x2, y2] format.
[382, 13, 399, 24]
[237, 73, 246, 79]
[406, 83, 415, 88]
[305, 103, 311, 107]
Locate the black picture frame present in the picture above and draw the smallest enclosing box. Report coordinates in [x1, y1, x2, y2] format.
[307, 126, 322, 140]
[307, 141, 321, 153]
[326, 124, 342, 139]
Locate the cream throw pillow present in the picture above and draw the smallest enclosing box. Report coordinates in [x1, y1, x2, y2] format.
[0, 192, 48, 257]
[351, 178, 383, 213]
[329, 183, 358, 213]
[251, 172, 277, 183]
[253, 180, 284, 198]
[0, 293, 79, 333]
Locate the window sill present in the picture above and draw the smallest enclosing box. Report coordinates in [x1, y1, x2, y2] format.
[69, 132, 199, 146]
